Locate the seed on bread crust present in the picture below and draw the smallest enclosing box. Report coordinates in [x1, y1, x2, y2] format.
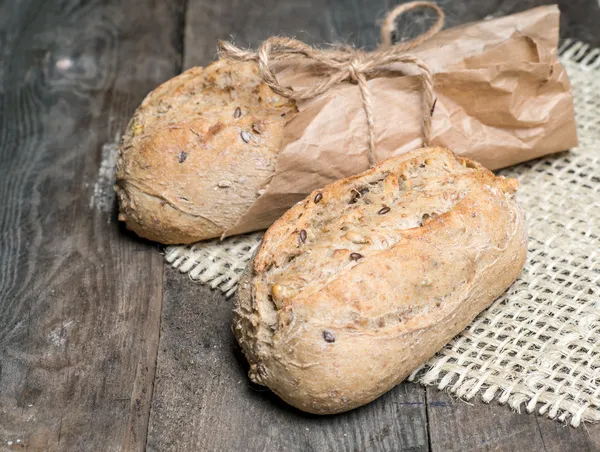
[271, 284, 283, 299]
[299, 229, 307, 243]
[252, 121, 265, 134]
[272, 284, 296, 305]
[350, 253, 363, 261]
[349, 187, 369, 204]
[322, 330, 335, 343]
[345, 231, 369, 244]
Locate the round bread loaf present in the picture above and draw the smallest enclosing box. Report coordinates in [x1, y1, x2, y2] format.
[233, 147, 527, 414]
[115, 60, 297, 244]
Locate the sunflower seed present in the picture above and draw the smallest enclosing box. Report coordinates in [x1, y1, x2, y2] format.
[322, 330, 335, 343]
[252, 121, 264, 134]
[299, 229, 307, 243]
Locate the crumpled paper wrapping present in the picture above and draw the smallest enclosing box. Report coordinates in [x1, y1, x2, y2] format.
[223, 5, 577, 237]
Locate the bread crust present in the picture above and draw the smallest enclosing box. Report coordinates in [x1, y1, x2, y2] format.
[115, 60, 297, 244]
[233, 147, 527, 414]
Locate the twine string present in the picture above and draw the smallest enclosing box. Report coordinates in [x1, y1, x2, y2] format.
[218, 1, 444, 165]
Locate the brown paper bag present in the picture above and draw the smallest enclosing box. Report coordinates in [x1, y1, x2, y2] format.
[223, 5, 577, 237]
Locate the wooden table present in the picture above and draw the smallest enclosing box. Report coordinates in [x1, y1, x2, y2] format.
[1, 1, 599, 450]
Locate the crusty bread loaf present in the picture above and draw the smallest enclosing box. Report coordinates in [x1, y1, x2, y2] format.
[115, 60, 297, 244]
[233, 147, 527, 414]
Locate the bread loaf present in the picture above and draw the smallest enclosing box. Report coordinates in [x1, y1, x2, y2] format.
[233, 147, 527, 414]
[115, 60, 297, 244]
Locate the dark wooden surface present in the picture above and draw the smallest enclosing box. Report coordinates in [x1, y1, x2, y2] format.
[0, 1, 184, 450]
[1, 0, 600, 451]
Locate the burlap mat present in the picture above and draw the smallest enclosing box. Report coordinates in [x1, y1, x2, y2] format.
[165, 39, 600, 426]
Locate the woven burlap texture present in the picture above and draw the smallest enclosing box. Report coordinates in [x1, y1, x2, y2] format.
[164, 40, 600, 426]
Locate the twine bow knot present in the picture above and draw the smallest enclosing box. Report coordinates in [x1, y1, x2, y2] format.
[218, 1, 444, 165]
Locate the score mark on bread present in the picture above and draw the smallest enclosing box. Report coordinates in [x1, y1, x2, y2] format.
[233, 147, 527, 415]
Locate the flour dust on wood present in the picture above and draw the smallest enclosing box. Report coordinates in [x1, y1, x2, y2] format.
[89, 134, 120, 221]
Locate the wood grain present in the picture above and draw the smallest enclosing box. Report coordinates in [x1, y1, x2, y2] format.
[426, 388, 547, 452]
[184, 0, 600, 69]
[535, 413, 600, 451]
[426, 387, 600, 452]
[0, 0, 184, 450]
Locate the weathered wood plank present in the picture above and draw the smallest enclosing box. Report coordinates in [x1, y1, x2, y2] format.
[425, 386, 600, 452]
[147, 269, 429, 452]
[183, 0, 600, 71]
[535, 414, 600, 452]
[183, 0, 336, 70]
[426, 388, 547, 452]
[0, 0, 184, 450]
